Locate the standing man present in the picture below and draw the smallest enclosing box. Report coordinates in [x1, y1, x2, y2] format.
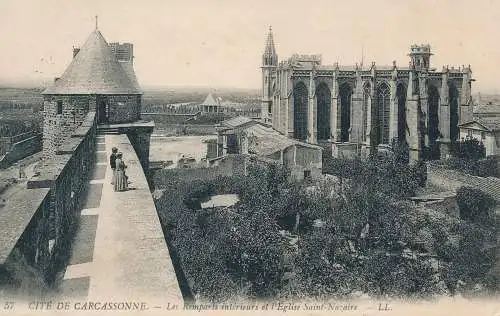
[110, 147, 118, 185]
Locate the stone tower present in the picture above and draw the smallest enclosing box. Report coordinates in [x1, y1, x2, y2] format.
[41, 26, 153, 171]
[261, 26, 278, 124]
[409, 44, 432, 71]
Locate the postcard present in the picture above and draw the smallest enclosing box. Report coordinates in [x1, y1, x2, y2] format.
[0, 0, 498, 315]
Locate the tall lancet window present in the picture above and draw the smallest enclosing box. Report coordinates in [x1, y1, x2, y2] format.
[316, 83, 331, 141]
[293, 82, 308, 141]
[376, 82, 391, 145]
[362, 82, 371, 142]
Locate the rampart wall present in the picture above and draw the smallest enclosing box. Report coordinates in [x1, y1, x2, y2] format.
[0, 112, 96, 296]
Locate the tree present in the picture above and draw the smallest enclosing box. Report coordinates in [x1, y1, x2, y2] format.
[456, 186, 496, 226]
[451, 136, 486, 160]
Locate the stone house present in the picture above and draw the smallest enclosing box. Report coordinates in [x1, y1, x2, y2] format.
[459, 103, 500, 156]
[210, 116, 323, 180]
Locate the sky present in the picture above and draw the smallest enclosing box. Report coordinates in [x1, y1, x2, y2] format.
[0, 0, 499, 92]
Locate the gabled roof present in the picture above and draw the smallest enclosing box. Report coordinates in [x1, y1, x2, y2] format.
[245, 123, 322, 156]
[220, 116, 256, 129]
[459, 120, 490, 131]
[42, 30, 141, 95]
[459, 117, 500, 132]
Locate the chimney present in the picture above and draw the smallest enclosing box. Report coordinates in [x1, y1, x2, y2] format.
[73, 47, 80, 58]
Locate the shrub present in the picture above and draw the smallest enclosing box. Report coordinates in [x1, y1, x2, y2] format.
[456, 186, 496, 226]
[451, 137, 486, 161]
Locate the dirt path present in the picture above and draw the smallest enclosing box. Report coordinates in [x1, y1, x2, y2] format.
[0, 151, 43, 201]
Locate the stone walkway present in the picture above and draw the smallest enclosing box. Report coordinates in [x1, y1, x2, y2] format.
[60, 134, 183, 306]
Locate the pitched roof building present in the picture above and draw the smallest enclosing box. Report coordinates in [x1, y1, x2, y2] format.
[209, 116, 323, 180]
[201, 92, 224, 113]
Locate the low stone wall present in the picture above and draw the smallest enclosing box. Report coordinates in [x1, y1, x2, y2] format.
[333, 142, 360, 159]
[152, 124, 217, 136]
[0, 133, 42, 169]
[141, 113, 199, 124]
[0, 112, 97, 294]
[411, 194, 460, 218]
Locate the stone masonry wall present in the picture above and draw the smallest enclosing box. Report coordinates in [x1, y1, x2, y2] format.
[107, 95, 141, 124]
[42, 95, 94, 158]
[127, 129, 151, 172]
[0, 112, 97, 291]
[0, 134, 42, 169]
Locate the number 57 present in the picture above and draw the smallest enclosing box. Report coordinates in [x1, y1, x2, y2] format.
[4, 302, 15, 310]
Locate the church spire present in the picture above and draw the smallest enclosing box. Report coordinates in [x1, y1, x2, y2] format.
[262, 26, 277, 67]
[265, 26, 276, 56]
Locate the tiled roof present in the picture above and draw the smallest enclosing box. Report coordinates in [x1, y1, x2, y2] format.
[245, 124, 297, 156]
[42, 30, 141, 95]
[245, 124, 322, 156]
[220, 116, 255, 129]
[478, 117, 500, 131]
[460, 117, 500, 131]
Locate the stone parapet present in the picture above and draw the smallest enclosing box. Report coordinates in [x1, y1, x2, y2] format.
[1, 112, 97, 289]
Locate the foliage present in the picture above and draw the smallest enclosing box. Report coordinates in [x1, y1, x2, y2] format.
[153, 155, 497, 301]
[438, 137, 500, 177]
[0, 117, 42, 137]
[323, 153, 426, 199]
[456, 186, 496, 226]
[439, 155, 499, 178]
[451, 137, 486, 160]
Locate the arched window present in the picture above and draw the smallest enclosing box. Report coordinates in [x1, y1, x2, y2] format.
[449, 83, 459, 142]
[316, 83, 331, 141]
[376, 82, 390, 145]
[339, 83, 352, 142]
[362, 83, 371, 142]
[428, 85, 440, 160]
[396, 83, 407, 144]
[293, 82, 308, 141]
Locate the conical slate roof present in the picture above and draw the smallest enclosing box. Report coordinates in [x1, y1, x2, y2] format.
[119, 61, 141, 91]
[201, 92, 219, 106]
[42, 30, 141, 95]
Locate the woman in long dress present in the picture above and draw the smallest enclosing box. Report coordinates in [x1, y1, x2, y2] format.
[114, 153, 128, 192]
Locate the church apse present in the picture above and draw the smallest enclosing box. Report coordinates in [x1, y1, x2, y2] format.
[260, 28, 474, 161]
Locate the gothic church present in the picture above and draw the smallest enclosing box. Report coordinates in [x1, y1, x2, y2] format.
[261, 28, 474, 161]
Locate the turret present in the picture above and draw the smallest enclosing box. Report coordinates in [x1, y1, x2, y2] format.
[261, 26, 278, 124]
[262, 26, 278, 67]
[408, 44, 432, 71]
